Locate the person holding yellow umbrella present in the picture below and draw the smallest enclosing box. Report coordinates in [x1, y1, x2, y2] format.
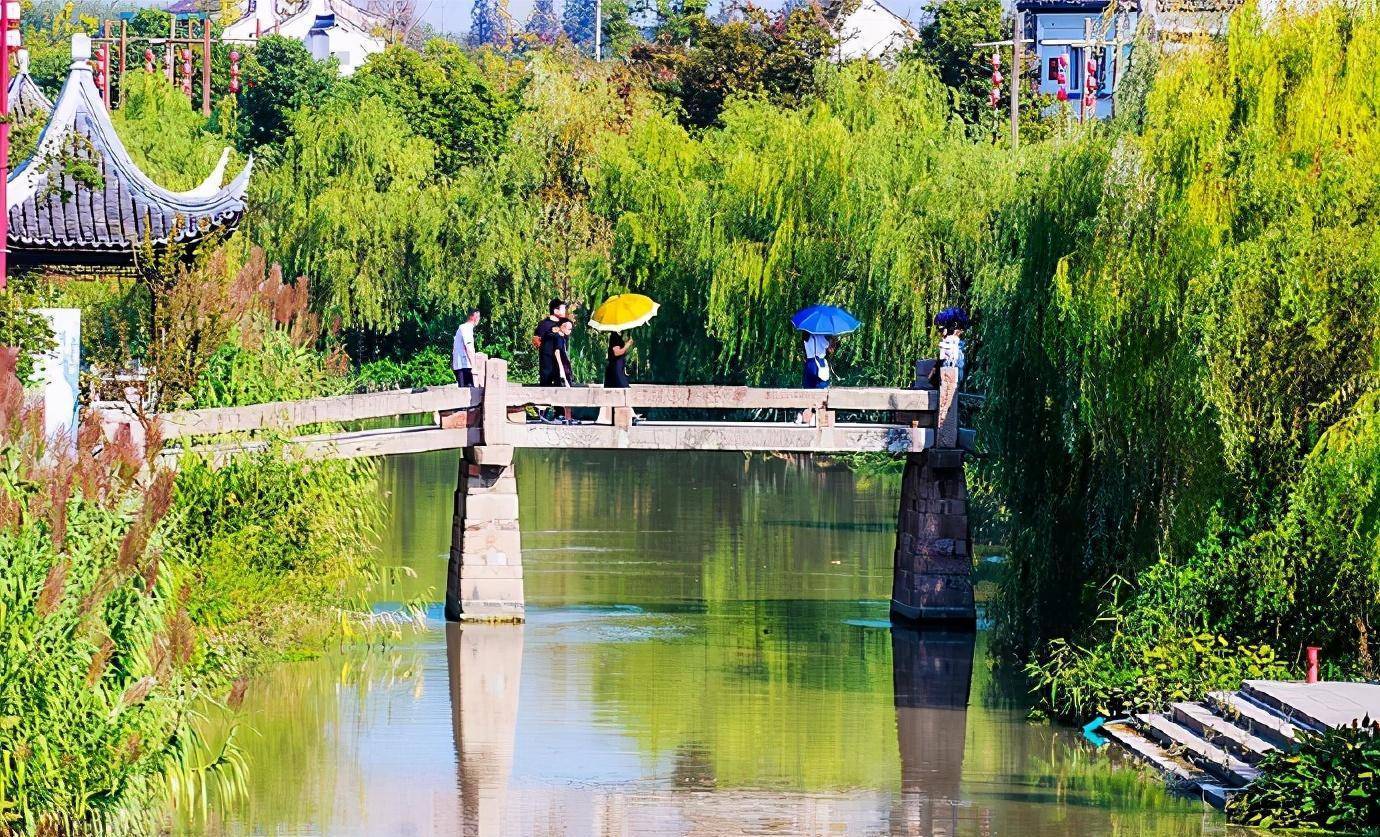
[590, 294, 659, 420]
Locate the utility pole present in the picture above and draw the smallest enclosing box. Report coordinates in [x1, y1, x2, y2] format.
[1109, 11, 1125, 119]
[0, 2, 12, 292]
[1010, 10, 1023, 149]
[1081, 17, 1093, 123]
[594, 0, 602, 60]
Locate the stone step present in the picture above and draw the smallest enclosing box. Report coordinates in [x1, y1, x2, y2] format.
[1101, 720, 1214, 787]
[1170, 701, 1277, 764]
[1134, 713, 1259, 787]
[1205, 691, 1301, 748]
[1101, 720, 1235, 810]
[1242, 679, 1377, 732]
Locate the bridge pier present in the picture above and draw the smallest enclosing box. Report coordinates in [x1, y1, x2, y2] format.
[445, 445, 525, 622]
[891, 366, 976, 625]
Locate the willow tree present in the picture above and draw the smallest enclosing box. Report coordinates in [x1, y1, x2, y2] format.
[594, 61, 1017, 386]
[250, 94, 446, 355]
[977, 0, 1380, 674]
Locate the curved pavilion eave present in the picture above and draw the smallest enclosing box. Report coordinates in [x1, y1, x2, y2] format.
[5, 35, 251, 272]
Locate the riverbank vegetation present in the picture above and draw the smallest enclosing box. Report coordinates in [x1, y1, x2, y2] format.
[1227, 720, 1380, 831]
[0, 347, 381, 833]
[6, 0, 1380, 829]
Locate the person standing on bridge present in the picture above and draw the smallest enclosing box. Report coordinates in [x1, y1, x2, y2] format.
[798, 332, 836, 424]
[933, 307, 969, 384]
[554, 317, 581, 425]
[789, 304, 859, 424]
[534, 299, 568, 423]
[604, 331, 632, 389]
[452, 309, 481, 388]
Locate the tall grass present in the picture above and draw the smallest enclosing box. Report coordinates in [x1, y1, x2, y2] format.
[0, 297, 383, 832]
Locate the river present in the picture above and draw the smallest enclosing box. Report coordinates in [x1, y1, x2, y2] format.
[189, 449, 1240, 836]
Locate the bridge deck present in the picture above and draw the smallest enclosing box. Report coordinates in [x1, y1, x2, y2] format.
[146, 355, 967, 464]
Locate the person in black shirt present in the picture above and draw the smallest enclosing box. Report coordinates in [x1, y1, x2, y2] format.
[554, 318, 580, 424]
[534, 299, 566, 386]
[604, 332, 631, 388]
[533, 299, 567, 422]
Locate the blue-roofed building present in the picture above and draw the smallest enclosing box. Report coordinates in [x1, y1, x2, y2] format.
[1015, 0, 1235, 119]
[1017, 0, 1136, 120]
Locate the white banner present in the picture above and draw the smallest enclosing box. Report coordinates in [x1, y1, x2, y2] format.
[34, 308, 81, 441]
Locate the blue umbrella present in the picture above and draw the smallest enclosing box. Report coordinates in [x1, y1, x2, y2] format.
[790, 305, 860, 336]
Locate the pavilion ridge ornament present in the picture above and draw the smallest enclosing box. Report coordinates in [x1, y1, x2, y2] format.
[4, 35, 252, 270]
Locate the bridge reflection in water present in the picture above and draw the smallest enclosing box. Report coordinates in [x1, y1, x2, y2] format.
[445, 622, 982, 836]
[890, 627, 982, 836]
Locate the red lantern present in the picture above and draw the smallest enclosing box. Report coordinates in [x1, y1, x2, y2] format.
[1057, 52, 1069, 104]
[989, 52, 1002, 109]
[229, 50, 241, 94]
[1084, 56, 1098, 117]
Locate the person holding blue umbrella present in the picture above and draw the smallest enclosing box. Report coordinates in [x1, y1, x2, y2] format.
[791, 304, 861, 422]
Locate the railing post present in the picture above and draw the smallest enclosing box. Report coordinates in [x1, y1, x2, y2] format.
[936, 366, 959, 449]
[481, 357, 508, 447]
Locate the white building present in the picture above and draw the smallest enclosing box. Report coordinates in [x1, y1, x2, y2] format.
[220, 0, 387, 75]
[827, 0, 919, 63]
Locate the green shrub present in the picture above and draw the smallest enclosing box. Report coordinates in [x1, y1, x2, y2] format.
[189, 321, 352, 409]
[1228, 721, 1380, 832]
[1024, 591, 1290, 720]
[355, 346, 455, 392]
[0, 289, 56, 384]
[0, 354, 229, 833]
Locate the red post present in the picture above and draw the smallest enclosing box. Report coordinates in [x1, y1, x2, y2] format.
[201, 17, 211, 116]
[1306, 646, 1321, 683]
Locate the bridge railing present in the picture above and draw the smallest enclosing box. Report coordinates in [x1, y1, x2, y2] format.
[152, 353, 964, 457]
[498, 384, 937, 411]
[159, 386, 483, 440]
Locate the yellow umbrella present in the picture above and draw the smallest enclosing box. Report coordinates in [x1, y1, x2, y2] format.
[589, 293, 660, 332]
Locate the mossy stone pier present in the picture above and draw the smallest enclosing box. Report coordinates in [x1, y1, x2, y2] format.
[890, 365, 976, 625]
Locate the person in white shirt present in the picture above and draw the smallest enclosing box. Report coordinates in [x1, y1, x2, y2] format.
[802, 332, 833, 389]
[799, 331, 838, 424]
[939, 332, 965, 382]
[452, 309, 481, 388]
[932, 307, 969, 385]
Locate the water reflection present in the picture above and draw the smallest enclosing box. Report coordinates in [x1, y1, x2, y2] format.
[196, 450, 1239, 836]
[447, 623, 522, 837]
[890, 628, 978, 836]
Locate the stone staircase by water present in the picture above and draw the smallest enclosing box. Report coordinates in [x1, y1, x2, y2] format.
[1100, 679, 1375, 808]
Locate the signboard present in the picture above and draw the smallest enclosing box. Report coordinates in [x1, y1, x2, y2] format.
[34, 308, 80, 441]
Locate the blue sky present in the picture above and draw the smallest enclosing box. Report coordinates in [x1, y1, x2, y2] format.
[129, 0, 930, 38]
[415, 0, 930, 34]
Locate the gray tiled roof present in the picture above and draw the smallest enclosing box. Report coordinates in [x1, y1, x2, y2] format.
[6, 36, 251, 269]
[7, 65, 54, 124]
